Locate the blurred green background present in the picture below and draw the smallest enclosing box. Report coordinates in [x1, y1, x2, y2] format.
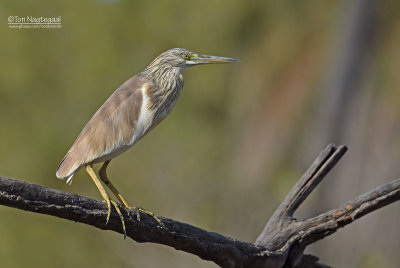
[1, 0, 399, 267]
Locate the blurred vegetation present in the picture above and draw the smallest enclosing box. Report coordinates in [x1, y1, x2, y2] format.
[0, 0, 399, 267]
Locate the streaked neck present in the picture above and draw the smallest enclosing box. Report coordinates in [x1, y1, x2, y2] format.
[142, 63, 183, 89]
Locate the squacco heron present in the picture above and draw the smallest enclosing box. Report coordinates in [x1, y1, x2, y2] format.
[56, 48, 239, 234]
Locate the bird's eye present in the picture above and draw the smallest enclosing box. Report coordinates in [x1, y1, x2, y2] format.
[183, 53, 190, 60]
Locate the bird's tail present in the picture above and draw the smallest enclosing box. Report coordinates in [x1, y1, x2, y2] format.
[56, 153, 82, 185]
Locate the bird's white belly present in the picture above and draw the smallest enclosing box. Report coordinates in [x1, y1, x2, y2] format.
[128, 85, 154, 145]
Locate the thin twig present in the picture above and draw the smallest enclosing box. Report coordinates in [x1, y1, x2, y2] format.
[295, 177, 400, 248]
[285, 145, 347, 217]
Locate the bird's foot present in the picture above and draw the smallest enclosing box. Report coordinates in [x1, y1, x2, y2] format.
[103, 199, 127, 239]
[126, 206, 164, 227]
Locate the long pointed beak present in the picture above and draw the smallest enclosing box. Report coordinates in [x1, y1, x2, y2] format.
[189, 54, 240, 65]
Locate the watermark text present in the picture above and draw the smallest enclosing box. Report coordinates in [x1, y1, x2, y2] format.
[8, 16, 62, 29]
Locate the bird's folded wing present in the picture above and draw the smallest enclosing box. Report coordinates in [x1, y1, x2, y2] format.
[56, 75, 154, 179]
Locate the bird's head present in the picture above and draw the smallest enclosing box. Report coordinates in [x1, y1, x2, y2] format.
[146, 48, 239, 72]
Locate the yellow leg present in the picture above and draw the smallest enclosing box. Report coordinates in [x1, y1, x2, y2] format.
[99, 160, 130, 207]
[99, 160, 163, 226]
[85, 164, 127, 236]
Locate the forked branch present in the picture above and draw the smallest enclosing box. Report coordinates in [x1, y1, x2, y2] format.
[0, 144, 399, 268]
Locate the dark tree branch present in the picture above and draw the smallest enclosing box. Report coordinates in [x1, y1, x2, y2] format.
[0, 175, 271, 268]
[297, 177, 400, 249]
[255, 144, 347, 249]
[255, 144, 399, 267]
[0, 144, 399, 268]
[284, 145, 347, 217]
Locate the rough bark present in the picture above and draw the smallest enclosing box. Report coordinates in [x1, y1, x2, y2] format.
[0, 144, 399, 267]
